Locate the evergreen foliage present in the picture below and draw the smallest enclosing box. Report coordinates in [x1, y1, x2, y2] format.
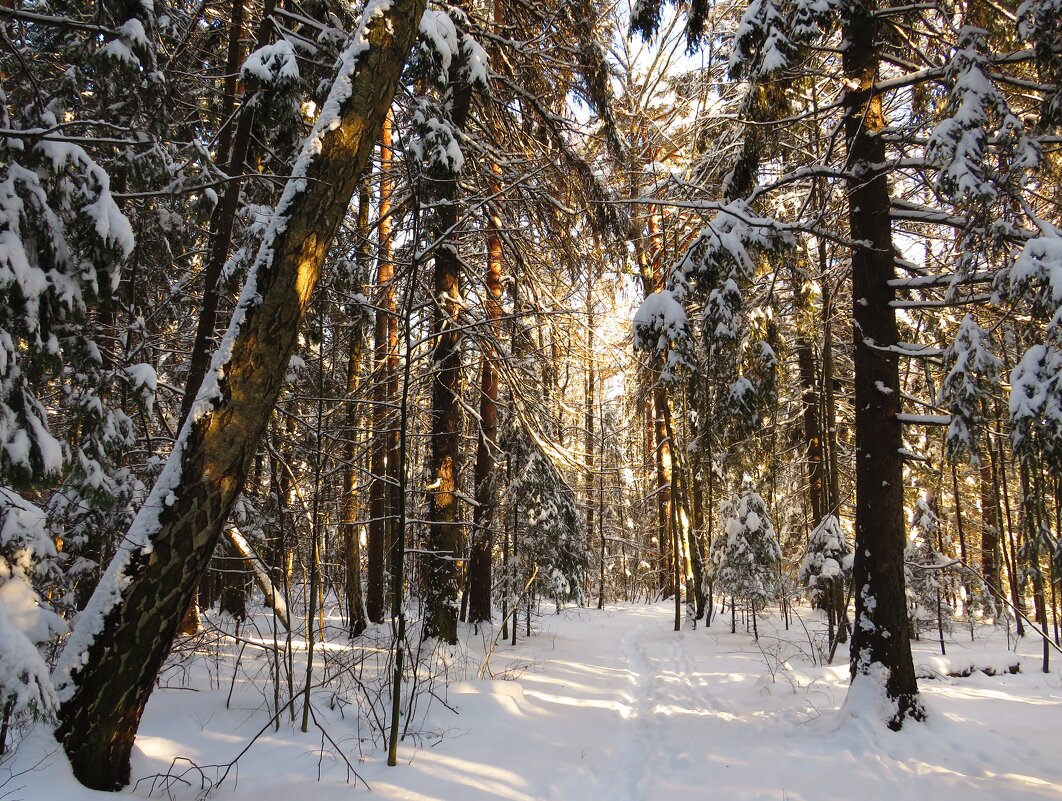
[712, 481, 781, 613]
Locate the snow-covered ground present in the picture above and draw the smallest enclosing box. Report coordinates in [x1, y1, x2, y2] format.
[7, 602, 1062, 800]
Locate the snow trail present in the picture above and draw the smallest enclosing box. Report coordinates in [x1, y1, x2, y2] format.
[11, 601, 1062, 801]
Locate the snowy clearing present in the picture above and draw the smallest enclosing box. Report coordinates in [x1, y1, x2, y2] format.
[7, 602, 1062, 800]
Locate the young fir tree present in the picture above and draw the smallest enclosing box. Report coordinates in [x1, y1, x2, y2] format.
[798, 514, 851, 650]
[509, 448, 588, 611]
[712, 480, 781, 640]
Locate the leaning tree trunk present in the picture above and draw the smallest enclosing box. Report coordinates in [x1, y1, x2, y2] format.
[842, 0, 922, 728]
[52, 2, 426, 789]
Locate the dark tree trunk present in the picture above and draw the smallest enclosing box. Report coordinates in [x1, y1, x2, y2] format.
[53, 4, 426, 788]
[178, 0, 264, 428]
[842, 0, 922, 728]
[424, 55, 474, 644]
[343, 183, 372, 638]
[979, 446, 1001, 600]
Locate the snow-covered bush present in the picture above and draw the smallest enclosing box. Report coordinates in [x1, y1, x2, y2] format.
[798, 514, 851, 607]
[712, 481, 781, 636]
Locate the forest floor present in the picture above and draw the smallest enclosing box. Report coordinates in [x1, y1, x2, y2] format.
[7, 601, 1062, 800]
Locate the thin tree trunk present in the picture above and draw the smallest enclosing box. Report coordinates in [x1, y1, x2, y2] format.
[178, 0, 262, 428]
[979, 438, 1001, 604]
[176, 0, 256, 637]
[586, 296, 597, 605]
[367, 111, 396, 625]
[654, 384, 674, 598]
[342, 184, 371, 637]
[993, 411, 1025, 635]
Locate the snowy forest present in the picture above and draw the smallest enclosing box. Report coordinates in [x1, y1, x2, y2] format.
[0, 0, 1061, 798]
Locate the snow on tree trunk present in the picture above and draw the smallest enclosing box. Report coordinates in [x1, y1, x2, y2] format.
[51, 0, 426, 788]
[842, 0, 922, 729]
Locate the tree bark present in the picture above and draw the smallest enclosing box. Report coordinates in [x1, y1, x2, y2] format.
[654, 384, 675, 598]
[842, 0, 922, 728]
[585, 293, 597, 606]
[53, 2, 426, 788]
[424, 52, 474, 644]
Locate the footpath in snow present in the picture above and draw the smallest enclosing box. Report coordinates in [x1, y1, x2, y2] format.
[8, 602, 1062, 800]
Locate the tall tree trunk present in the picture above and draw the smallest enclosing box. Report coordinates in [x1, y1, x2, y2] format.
[654, 384, 675, 598]
[979, 435, 1001, 602]
[842, 0, 922, 728]
[424, 51, 474, 644]
[662, 397, 698, 617]
[367, 111, 396, 624]
[343, 183, 372, 637]
[53, 4, 426, 788]
[468, 167, 504, 625]
[585, 292, 597, 606]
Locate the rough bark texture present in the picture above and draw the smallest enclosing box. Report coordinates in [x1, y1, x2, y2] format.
[424, 58, 474, 644]
[842, 0, 922, 727]
[55, 2, 426, 788]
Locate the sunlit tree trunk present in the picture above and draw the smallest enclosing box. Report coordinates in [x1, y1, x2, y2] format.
[367, 111, 396, 624]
